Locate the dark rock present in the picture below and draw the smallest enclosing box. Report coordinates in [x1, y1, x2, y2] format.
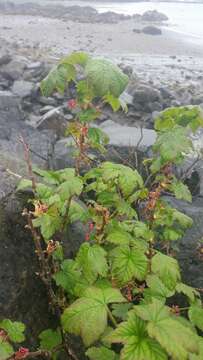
[130, 85, 161, 104]
[12, 80, 34, 98]
[147, 101, 163, 112]
[142, 26, 162, 35]
[159, 87, 174, 99]
[0, 53, 12, 66]
[119, 64, 133, 77]
[0, 90, 23, 121]
[52, 139, 75, 169]
[142, 10, 168, 22]
[192, 94, 203, 105]
[133, 28, 141, 34]
[164, 197, 203, 289]
[1, 58, 27, 81]
[0, 189, 55, 348]
[36, 107, 68, 136]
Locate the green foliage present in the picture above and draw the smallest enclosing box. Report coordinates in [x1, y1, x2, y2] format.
[86, 346, 118, 360]
[169, 179, 192, 202]
[108, 310, 167, 360]
[189, 304, 203, 331]
[76, 243, 108, 283]
[151, 252, 181, 290]
[62, 286, 124, 346]
[39, 329, 62, 351]
[85, 58, 128, 97]
[0, 339, 14, 360]
[110, 245, 148, 286]
[6, 53, 203, 360]
[151, 126, 193, 172]
[111, 303, 133, 321]
[155, 106, 203, 133]
[0, 320, 25, 343]
[53, 259, 82, 297]
[134, 299, 199, 360]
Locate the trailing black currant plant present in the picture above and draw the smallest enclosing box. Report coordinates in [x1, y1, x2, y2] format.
[1, 52, 203, 360]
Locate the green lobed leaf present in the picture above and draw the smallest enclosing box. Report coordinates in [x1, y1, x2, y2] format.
[39, 328, 62, 351]
[53, 259, 81, 296]
[61, 52, 89, 67]
[33, 208, 62, 241]
[106, 225, 134, 246]
[62, 286, 125, 346]
[152, 126, 193, 170]
[88, 128, 109, 153]
[170, 179, 192, 202]
[145, 274, 175, 301]
[0, 339, 14, 360]
[41, 63, 75, 96]
[86, 346, 118, 360]
[134, 299, 199, 360]
[189, 304, 203, 331]
[85, 58, 128, 97]
[155, 106, 203, 133]
[78, 108, 100, 123]
[0, 319, 25, 343]
[76, 243, 108, 283]
[108, 310, 167, 360]
[112, 303, 133, 321]
[68, 200, 88, 223]
[57, 178, 83, 201]
[17, 179, 32, 191]
[151, 252, 181, 290]
[103, 93, 121, 112]
[110, 245, 148, 286]
[176, 283, 200, 303]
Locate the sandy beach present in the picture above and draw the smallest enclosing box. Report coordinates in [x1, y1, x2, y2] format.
[1, 14, 203, 59]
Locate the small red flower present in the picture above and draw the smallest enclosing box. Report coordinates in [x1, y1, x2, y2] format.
[81, 126, 88, 137]
[89, 222, 94, 232]
[0, 329, 8, 341]
[15, 347, 29, 359]
[85, 233, 90, 241]
[67, 99, 77, 109]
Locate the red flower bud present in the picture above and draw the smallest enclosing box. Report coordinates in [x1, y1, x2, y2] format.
[81, 126, 88, 137]
[15, 347, 29, 359]
[89, 222, 94, 232]
[85, 233, 90, 241]
[0, 329, 7, 341]
[67, 99, 77, 109]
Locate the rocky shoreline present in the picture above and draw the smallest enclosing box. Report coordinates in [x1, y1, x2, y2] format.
[0, 2, 168, 23]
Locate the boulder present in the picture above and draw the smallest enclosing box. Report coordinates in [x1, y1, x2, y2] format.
[100, 120, 156, 150]
[0, 53, 12, 66]
[142, 26, 162, 35]
[36, 107, 68, 136]
[12, 80, 35, 98]
[192, 94, 203, 105]
[142, 10, 168, 22]
[164, 197, 203, 289]
[0, 90, 23, 121]
[129, 85, 161, 106]
[1, 58, 27, 81]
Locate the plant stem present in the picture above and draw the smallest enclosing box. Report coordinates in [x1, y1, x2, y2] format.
[107, 306, 118, 328]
